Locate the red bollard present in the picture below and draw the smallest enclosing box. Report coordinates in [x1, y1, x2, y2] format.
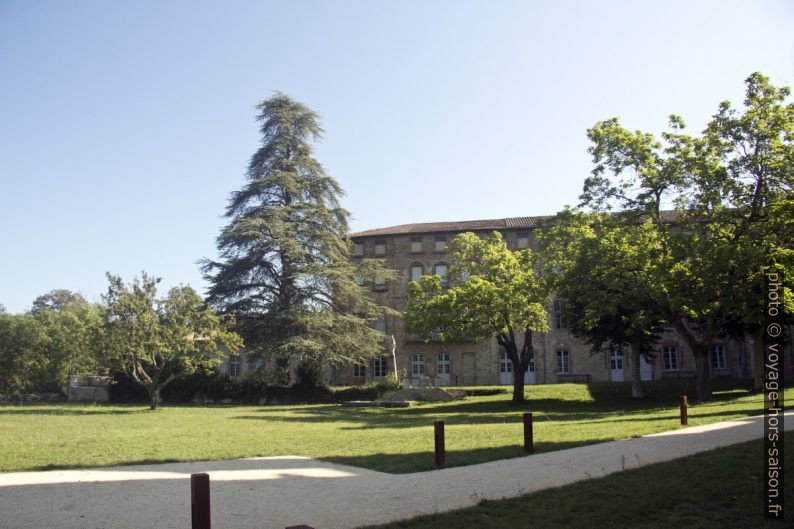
[191, 473, 211, 529]
[523, 413, 534, 454]
[434, 420, 446, 469]
[680, 396, 688, 426]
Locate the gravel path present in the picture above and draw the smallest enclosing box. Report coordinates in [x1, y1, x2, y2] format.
[1, 412, 789, 529]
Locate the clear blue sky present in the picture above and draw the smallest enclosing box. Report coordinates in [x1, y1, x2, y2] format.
[1, 0, 792, 313]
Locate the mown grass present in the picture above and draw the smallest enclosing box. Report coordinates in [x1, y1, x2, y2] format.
[0, 380, 786, 474]
[364, 435, 793, 529]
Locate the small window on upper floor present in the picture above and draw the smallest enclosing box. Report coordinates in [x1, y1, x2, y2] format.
[517, 232, 530, 249]
[373, 276, 387, 291]
[374, 319, 386, 333]
[553, 298, 567, 329]
[434, 263, 448, 286]
[435, 235, 447, 252]
[229, 356, 241, 377]
[352, 243, 364, 256]
[410, 237, 423, 253]
[410, 264, 423, 283]
[374, 239, 386, 256]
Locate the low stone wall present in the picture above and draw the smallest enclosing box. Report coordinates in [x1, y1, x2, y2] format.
[67, 375, 111, 402]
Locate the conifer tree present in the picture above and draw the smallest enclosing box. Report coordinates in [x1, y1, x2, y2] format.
[202, 94, 391, 376]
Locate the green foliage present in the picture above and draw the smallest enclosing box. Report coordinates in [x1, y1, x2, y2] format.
[0, 291, 107, 394]
[202, 93, 394, 372]
[405, 232, 549, 402]
[103, 272, 243, 409]
[538, 209, 668, 397]
[577, 72, 793, 401]
[30, 289, 88, 316]
[293, 357, 327, 389]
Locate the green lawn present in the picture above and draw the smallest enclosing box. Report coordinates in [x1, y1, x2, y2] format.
[0, 380, 786, 474]
[364, 435, 793, 529]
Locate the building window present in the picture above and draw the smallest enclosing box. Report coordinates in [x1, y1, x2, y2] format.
[373, 356, 387, 378]
[434, 263, 448, 286]
[410, 237, 423, 253]
[373, 277, 386, 291]
[500, 351, 513, 373]
[556, 349, 570, 374]
[711, 344, 726, 370]
[375, 319, 386, 333]
[553, 298, 567, 329]
[435, 235, 447, 252]
[412, 354, 426, 376]
[437, 353, 450, 375]
[353, 364, 366, 378]
[352, 243, 364, 256]
[410, 264, 423, 282]
[374, 239, 386, 256]
[609, 346, 623, 370]
[229, 356, 241, 377]
[517, 232, 529, 249]
[663, 345, 678, 371]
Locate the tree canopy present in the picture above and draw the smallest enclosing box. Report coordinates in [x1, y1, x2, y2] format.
[202, 93, 392, 377]
[103, 272, 242, 409]
[538, 210, 668, 398]
[579, 72, 793, 401]
[405, 232, 549, 402]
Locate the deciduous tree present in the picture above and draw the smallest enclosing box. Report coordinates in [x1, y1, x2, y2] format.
[405, 232, 549, 403]
[103, 273, 242, 409]
[580, 72, 793, 400]
[538, 210, 667, 398]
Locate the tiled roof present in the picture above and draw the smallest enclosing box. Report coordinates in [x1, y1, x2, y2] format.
[350, 210, 681, 238]
[351, 215, 556, 238]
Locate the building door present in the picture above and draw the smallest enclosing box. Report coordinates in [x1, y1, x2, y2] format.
[609, 347, 624, 382]
[640, 355, 653, 381]
[499, 351, 513, 385]
[436, 353, 450, 386]
[462, 352, 475, 385]
[524, 357, 536, 384]
[501, 351, 535, 384]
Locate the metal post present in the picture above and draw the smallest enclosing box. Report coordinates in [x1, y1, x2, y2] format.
[191, 473, 211, 529]
[679, 395, 688, 426]
[523, 413, 534, 454]
[434, 420, 445, 469]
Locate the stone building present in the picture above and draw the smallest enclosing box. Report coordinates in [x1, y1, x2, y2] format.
[329, 216, 757, 387]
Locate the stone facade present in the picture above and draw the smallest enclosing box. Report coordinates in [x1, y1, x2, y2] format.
[332, 216, 760, 387]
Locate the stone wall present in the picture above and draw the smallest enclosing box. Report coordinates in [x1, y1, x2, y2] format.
[67, 375, 111, 402]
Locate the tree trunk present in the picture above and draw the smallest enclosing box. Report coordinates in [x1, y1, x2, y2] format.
[671, 318, 713, 402]
[629, 339, 645, 399]
[512, 361, 526, 403]
[694, 349, 712, 402]
[148, 386, 159, 410]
